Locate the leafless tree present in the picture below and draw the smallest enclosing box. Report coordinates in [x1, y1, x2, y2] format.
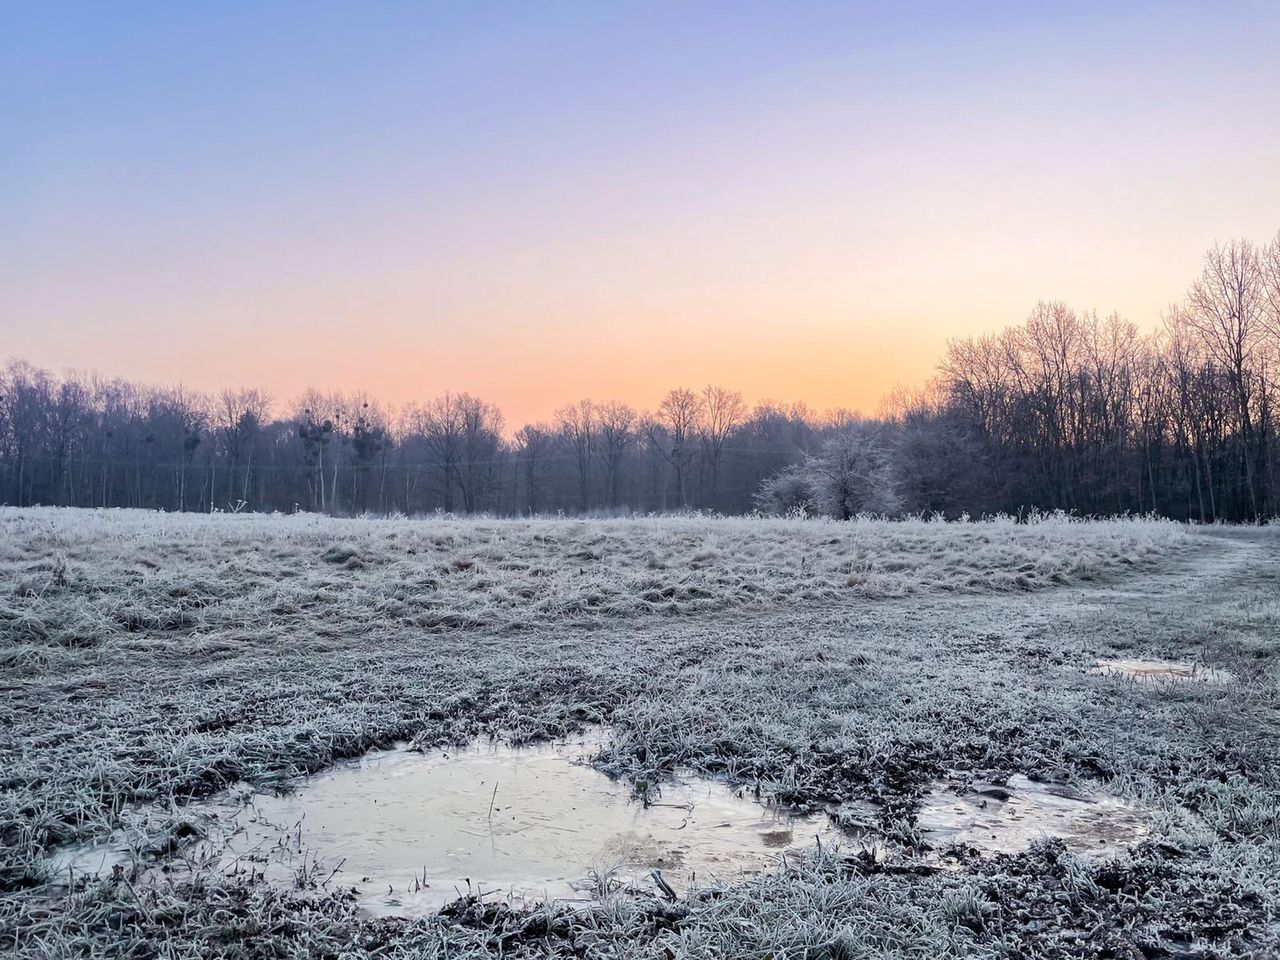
[513, 423, 554, 515]
[597, 401, 636, 510]
[697, 385, 745, 509]
[455, 393, 504, 514]
[1185, 240, 1269, 516]
[556, 399, 596, 511]
[215, 388, 270, 508]
[404, 393, 463, 513]
[650, 388, 700, 508]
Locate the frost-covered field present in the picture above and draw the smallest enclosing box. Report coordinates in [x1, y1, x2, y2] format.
[2, 508, 1278, 958]
[2, 508, 1183, 648]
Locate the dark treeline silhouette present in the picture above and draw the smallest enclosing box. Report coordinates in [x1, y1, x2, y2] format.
[0, 373, 831, 517]
[2, 231, 1278, 520]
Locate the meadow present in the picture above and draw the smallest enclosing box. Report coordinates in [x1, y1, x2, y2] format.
[1, 508, 1277, 958]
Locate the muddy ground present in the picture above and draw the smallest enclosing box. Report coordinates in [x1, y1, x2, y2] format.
[0, 514, 1277, 958]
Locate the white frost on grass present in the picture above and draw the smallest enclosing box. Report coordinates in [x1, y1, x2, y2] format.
[1, 508, 1188, 648]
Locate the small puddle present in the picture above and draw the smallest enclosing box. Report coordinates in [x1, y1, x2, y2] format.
[917, 775, 1149, 858]
[1089, 658, 1232, 684]
[49, 729, 842, 916]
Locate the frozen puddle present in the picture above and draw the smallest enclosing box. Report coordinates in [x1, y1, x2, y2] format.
[50, 730, 841, 916]
[918, 775, 1149, 858]
[1089, 658, 1233, 684]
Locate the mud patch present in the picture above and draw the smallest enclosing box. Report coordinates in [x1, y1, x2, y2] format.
[49, 729, 842, 916]
[918, 775, 1150, 858]
[1089, 658, 1233, 684]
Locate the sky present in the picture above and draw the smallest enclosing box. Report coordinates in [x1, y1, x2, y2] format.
[3, 1, 1279, 425]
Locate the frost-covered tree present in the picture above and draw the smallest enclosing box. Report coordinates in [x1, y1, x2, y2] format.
[756, 428, 900, 518]
[754, 467, 813, 516]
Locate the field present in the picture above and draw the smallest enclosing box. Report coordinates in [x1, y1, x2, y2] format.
[1, 508, 1278, 958]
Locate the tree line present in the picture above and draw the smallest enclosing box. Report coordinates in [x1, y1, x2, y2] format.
[0, 370, 833, 516]
[2, 230, 1277, 521]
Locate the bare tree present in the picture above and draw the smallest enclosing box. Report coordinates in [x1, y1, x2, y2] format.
[215, 388, 270, 508]
[555, 399, 596, 511]
[455, 393, 504, 514]
[1185, 240, 1268, 517]
[597, 401, 636, 510]
[650, 388, 700, 508]
[349, 397, 391, 514]
[1262, 230, 1280, 341]
[697, 385, 745, 509]
[513, 423, 554, 515]
[406, 393, 464, 513]
[295, 391, 336, 512]
[150, 385, 207, 511]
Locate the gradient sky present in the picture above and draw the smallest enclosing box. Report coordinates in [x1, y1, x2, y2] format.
[4, 1, 1279, 424]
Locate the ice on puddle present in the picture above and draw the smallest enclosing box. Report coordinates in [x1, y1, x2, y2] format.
[1089, 658, 1233, 684]
[918, 774, 1150, 858]
[50, 735, 1157, 915]
[49, 729, 842, 916]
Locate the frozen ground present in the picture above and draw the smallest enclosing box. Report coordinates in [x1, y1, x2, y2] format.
[1, 508, 1278, 957]
[0, 508, 1183, 644]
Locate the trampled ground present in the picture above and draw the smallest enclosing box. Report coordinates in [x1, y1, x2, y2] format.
[1, 509, 1277, 957]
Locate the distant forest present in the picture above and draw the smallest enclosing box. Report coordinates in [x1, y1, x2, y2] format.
[3, 231, 1279, 521]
